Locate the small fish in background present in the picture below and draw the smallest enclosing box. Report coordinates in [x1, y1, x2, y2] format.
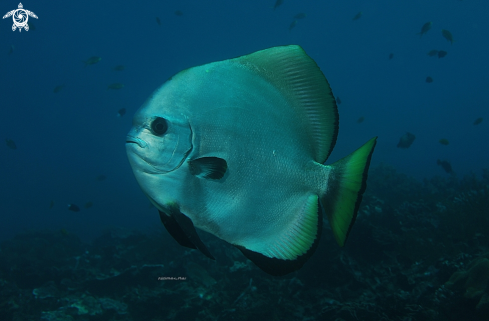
[417, 22, 432, 37]
[437, 159, 453, 174]
[113, 65, 125, 71]
[117, 108, 126, 117]
[156, 17, 161, 25]
[294, 13, 306, 20]
[96, 174, 107, 181]
[84, 202, 93, 209]
[389, 53, 394, 60]
[397, 132, 416, 148]
[6, 138, 16, 150]
[53, 85, 65, 93]
[289, 20, 297, 31]
[27, 21, 36, 31]
[336, 97, 342, 105]
[427, 50, 439, 57]
[426, 76, 433, 83]
[49, 200, 55, 209]
[83, 56, 102, 66]
[357, 116, 365, 124]
[442, 29, 454, 44]
[473, 117, 483, 125]
[175, 10, 183, 16]
[352, 12, 363, 21]
[60, 228, 69, 236]
[439, 138, 449, 145]
[108, 83, 124, 90]
[67, 204, 80, 212]
[274, 0, 284, 10]
[8, 45, 14, 55]
[437, 50, 447, 58]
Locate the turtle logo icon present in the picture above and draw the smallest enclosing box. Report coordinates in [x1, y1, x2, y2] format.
[3, 3, 38, 32]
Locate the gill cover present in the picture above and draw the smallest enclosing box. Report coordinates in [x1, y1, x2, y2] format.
[126, 113, 192, 173]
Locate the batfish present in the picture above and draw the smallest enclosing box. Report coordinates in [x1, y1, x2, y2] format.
[126, 45, 377, 276]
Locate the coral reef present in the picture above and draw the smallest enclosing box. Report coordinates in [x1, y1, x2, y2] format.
[446, 256, 489, 318]
[0, 164, 488, 320]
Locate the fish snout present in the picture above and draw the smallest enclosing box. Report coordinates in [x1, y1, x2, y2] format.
[126, 135, 148, 148]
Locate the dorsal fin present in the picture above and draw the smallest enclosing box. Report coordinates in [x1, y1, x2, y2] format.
[235, 45, 339, 163]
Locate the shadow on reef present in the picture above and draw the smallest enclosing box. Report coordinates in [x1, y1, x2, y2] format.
[0, 163, 488, 320]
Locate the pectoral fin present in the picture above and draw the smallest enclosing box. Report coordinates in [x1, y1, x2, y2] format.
[188, 157, 227, 180]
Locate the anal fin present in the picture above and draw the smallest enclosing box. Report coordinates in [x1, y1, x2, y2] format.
[235, 195, 322, 276]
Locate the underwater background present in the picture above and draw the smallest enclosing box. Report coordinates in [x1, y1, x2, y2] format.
[1, 0, 488, 320]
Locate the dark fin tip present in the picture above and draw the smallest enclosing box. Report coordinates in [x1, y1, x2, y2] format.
[159, 207, 215, 260]
[344, 137, 377, 243]
[159, 210, 197, 250]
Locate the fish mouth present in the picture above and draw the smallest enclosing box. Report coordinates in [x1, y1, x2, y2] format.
[126, 135, 148, 148]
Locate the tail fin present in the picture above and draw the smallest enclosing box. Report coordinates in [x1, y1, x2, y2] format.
[321, 137, 377, 247]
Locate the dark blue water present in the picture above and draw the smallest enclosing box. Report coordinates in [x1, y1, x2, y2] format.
[1, 2, 489, 320]
[1, 0, 487, 250]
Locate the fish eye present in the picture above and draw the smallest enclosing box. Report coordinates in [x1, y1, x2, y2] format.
[150, 117, 168, 136]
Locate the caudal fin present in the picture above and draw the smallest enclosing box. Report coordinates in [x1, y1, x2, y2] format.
[321, 137, 377, 247]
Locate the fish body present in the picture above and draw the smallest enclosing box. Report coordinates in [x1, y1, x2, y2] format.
[442, 29, 454, 44]
[96, 175, 106, 181]
[6, 138, 16, 150]
[437, 159, 453, 173]
[352, 12, 363, 20]
[426, 76, 433, 83]
[397, 132, 415, 148]
[336, 97, 342, 104]
[175, 10, 183, 16]
[83, 56, 101, 66]
[49, 200, 54, 209]
[474, 117, 483, 125]
[126, 45, 377, 275]
[8, 45, 14, 55]
[156, 17, 161, 25]
[68, 204, 80, 212]
[439, 138, 449, 145]
[117, 108, 126, 117]
[113, 65, 125, 71]
[53, 85, 64, 93]
[274, 0, 284, 10]
[84, 202, 93, 209]
[427, 50, 438, 57]
[417, 22, 432, 37]
[437, 50, 447, 58]
[294, 13, 306, 19]
[357, 116, 365, 124]
[108, 83, 124, 90]
[389, 53, 394, 60]
[289, 20, 297, 31]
